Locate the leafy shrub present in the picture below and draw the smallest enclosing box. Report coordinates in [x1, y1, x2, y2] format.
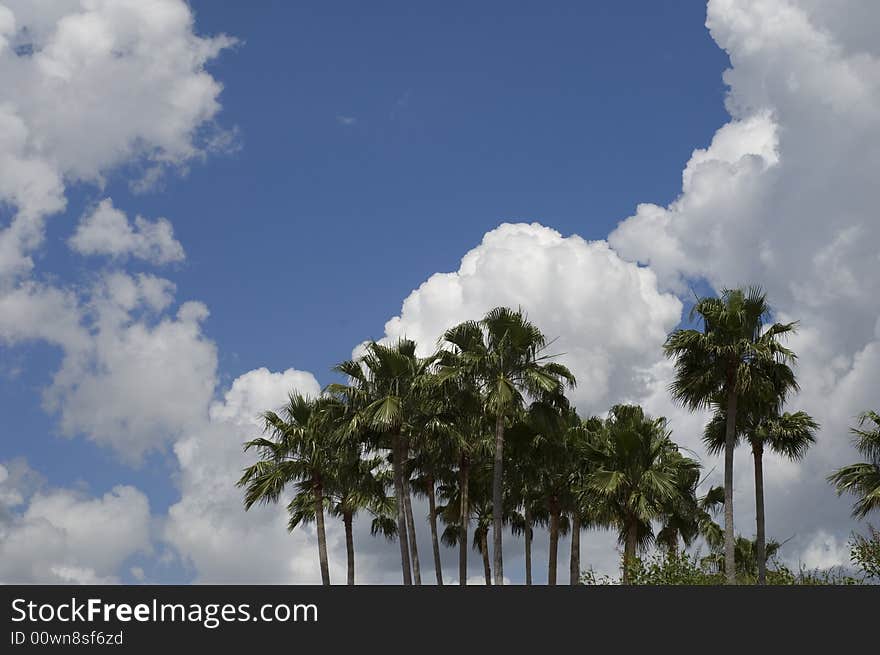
[579, 549, 866, 585]
[850, 526, 880, 581]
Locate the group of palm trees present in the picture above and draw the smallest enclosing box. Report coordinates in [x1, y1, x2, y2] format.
[237, 288, 880, 585]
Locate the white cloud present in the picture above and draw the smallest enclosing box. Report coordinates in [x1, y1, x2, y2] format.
[382, 222, 683, 416]
[43, 274, 217, 462]
[0, 0, 233, 278]
[796, 530, 850, 571]
[0, 462, 151, 584]
[3, 272, 216, 463]
[69, 198, 185, 264]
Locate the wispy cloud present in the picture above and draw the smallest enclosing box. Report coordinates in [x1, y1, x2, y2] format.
[335, 114, 357, 126]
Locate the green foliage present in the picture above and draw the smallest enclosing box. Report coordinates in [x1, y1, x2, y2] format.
[850, 526, 880, 581]
[579, 550, 866, 586]
[664, 286, 798, 411]
[828, 411, 880, 519]
[582, 405, 700, 558]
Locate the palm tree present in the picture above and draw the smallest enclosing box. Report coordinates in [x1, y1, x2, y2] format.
[468, 496, 495, 585]
[522, 403, 582, 586]
[422, 363, 488, 585]
[828, 411, 880, 519]
[583, 404, 699, 584]
[705, 405, 817, 584]
[439, 307, 575, 584]
[408, 439, 455, 586]
[702, 534, 782, 581]
[505, 418, 547, 586]
[655, 451, 706, 556]
[328, 339, 436, 585]
[324, 444, 395, 585]
[438, 456, 494, 583]
[568, 416, 607, 585]
[238, 393, 338, 585]
[664, 286, 797, 583]
[507, 499, 544, 585]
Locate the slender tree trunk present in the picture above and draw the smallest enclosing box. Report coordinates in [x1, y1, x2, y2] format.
[343, 510, 355, 585]
[459, 454, 470, 586]
[391, 433, 412, 585]
[314, 480, 330, 586]
[753, 443, 767, 585]
[622, 519, 638, 585]
[723, 384, 738, 585]
[401, 442, 422, 585]
[570, 513, 581, 585]
[524, 505, 533, 586]
[481, 530, 491, 585]
[492, 413, 505, 585]
[426, 475, 443, 585]
[548, 497, 560, 586]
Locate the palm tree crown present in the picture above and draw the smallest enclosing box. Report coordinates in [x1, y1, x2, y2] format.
[583, 404, 700, 583]
[828, 411, 880, 519]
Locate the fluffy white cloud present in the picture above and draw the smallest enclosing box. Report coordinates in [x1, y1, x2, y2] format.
[0, 461, 151, 584]
[0, 0, 233, 278]
[383, 222, 683, 416]
[0, 271, 215, 462]
[69, 198, 185, 264]
[48, 278, 216, 462]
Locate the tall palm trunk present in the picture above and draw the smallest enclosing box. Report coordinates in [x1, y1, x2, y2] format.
[343, 510, 355, 585]
[753, 442, 767, 585]
[723, 383, 738, 585]
[569, 513, 581, 585]
[391, 433, 412, 585]
[492, 413, 505, 585]
[524, 506, 533, 586]
[401, 442, 422, 585]
[622, 519, 638, 585]
[426, 475, 443, 585]
[459, 454, 470, 586]
[480, 530, 491, 585]
[548, 497, 560, 586]
[314, 479, 330, 585]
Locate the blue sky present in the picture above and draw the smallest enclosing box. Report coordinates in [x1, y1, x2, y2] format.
[2, 0, 875, 584]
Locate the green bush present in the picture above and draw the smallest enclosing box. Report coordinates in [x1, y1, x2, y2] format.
[579, 550, 866, 585]
[850, 526, 880, 581]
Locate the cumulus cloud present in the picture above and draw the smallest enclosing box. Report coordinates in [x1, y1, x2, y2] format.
[382, 222, 683, 416]
[45, 279, 218, 462]
[69, 198, 185, 264]
[0, 460, 151, 584]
